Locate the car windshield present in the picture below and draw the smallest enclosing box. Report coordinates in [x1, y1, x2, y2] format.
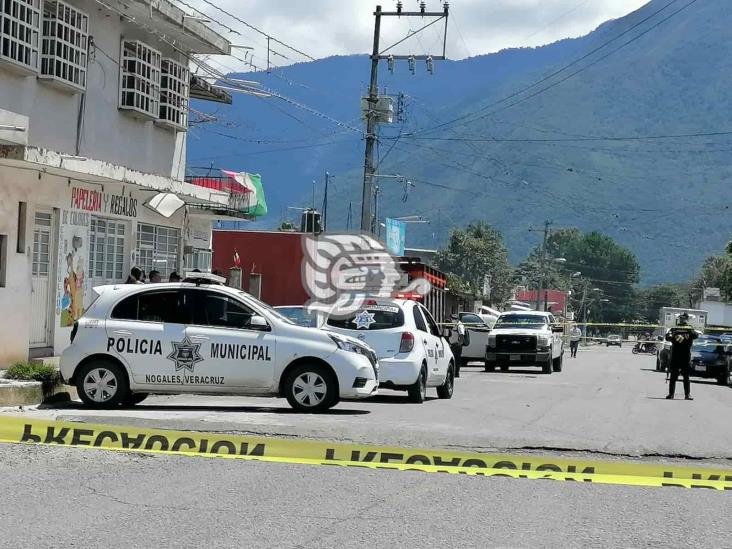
[275, 307, 318, 327]
[327, 305, 405, 330]
[494, 314, 547, 329]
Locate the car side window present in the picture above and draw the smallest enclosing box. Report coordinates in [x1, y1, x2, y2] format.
[111, 290, 193, 324]
[460, 313, 483, 325]
[194, 291, 257, 329]
[421, 306, 441, 337]
[412, 305, 428, 332]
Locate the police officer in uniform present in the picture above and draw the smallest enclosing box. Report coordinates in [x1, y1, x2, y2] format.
[665, 312, 698, 400]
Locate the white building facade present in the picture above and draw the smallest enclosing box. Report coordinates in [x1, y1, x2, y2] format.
[0, 0, 240, 365]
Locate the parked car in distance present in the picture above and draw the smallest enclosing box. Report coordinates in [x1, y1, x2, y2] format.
[689, 335, 731, 385]
[456, 312, 492, 367]
[606, 334, 622, 347]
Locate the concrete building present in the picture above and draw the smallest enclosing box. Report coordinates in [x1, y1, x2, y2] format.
[0, 0, 243, 366]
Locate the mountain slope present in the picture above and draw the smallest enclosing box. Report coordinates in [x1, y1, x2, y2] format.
[188, 0, 732, 285]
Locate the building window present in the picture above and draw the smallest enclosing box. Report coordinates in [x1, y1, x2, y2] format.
[0, 0, 41, 72]
[119, 39, 161, 119]
[89, 217, 126, 282]
[31, 211, 51, 276]
[137, 223, 179, 279]
[158, 58, 189, 131]
[40, 0, 88, 91]
[184, 248, 211, 272]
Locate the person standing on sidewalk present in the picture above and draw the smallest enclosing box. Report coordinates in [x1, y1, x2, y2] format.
[665, 312, 699, 400]
[569, 324, 582, 358]
[447, 314, 467, 378]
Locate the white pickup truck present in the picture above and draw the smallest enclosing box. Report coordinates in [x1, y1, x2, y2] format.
[485, 311, 564, 374]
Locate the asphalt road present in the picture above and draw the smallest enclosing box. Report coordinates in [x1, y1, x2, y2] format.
[6, 346, 732, 459]
[1, 443, 730, 549]
[2, 346, 732, 547]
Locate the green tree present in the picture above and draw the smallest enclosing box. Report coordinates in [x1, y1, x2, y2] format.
[635, 284, 687, 323]
[691, 239, 732, 302]
[520, 229, 641, 323]
[436, 222, 514, 306]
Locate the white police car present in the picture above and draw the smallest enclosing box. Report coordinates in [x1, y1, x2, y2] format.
[325, 298, 455, 402]
[60, 274, 378, 412]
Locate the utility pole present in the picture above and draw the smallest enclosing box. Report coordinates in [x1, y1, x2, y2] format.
[373, 185, 381, 235]
[360, 2, 449, 233]
[535, 220, 552, 311]
[322, 171, 330, 231]
[360, 5, 382, 233]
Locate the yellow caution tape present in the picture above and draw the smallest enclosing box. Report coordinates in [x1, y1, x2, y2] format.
[1, 416, 730, 490]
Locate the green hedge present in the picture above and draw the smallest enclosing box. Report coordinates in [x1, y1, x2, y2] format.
[5, 362, 60, 384]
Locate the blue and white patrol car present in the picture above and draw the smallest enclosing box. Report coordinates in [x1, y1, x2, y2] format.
[60, 274, 378, 412]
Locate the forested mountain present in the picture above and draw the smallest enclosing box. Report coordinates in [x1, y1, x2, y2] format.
[188, 0, 732, 284]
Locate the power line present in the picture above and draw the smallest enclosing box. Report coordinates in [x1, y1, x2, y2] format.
[406, 0, 694, 136]
[196, 0, 316, 61]
[398, 129, 732, 144]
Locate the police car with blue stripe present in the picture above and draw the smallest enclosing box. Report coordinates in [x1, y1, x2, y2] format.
[60, 273, 378, 412]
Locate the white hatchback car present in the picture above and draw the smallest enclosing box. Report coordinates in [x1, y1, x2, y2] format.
[60, 278, 378, 412]
[325, 298, 455, 402]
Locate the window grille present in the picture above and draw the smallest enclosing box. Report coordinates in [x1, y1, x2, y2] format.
[119, 39, 161, 119]
[40, 0, 88, 91]
[158, 57, 189, 130]
[0, 0, 41, 72]
[136, 223, 180, 278]
[89, 217, 126, 283]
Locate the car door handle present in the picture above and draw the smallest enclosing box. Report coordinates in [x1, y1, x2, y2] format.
[189, 335, 210, 341]
[113, 330, 133, 336]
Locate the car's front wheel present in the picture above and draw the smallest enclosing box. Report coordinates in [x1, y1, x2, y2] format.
[408, 365, 427, 403]
[284, 364, 338, 413]
[484, 361, 496, 372]
[437, 363, 454, 399]
[76, 360, 129, 408]
[542, 356, 552, 374]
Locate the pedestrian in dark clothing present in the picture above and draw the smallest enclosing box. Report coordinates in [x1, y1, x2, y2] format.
[447, 314, 466, 378]
[125, 267, 143, 284]
[665, 312, 699, 400]
[148, 270, 161, 283]
[168, 271, 181, 282]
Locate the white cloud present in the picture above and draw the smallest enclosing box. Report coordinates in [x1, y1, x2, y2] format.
[194, 0, 650, 71]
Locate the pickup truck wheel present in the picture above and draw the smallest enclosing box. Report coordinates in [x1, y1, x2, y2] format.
[408, 365, 427, 403]
[499, 365, 509, 372]
[655, 355, 661, 371]
[437, 363, 454, 399]
[552, 354, 563, 372]
[484, 361, 495, 372]
[542, 358, 552, 375]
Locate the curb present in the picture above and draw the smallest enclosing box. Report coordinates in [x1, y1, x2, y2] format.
[0, 380, 74, 407]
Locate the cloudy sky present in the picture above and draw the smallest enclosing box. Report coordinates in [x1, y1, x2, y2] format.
[197, 0, 650, 71]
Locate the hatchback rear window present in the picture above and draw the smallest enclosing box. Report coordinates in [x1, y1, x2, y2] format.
[327, 306, 405, 330]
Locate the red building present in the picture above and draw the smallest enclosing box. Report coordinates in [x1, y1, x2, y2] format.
[515, 289, 568, 315]
[212, 230, 308, 305]
[212, 230, 448, 322]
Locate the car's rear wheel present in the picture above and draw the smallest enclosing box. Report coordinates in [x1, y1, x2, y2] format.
[553, 354, 563, 372]
[76, 360, 129, 408]
[655, 355, 662, 371]
[542, 357, 552, 375]
[285, 364, 338, 413]
[123, 393, 149, 406]
[484, 361, 496, 372]
[499, 364, 509, 372]
[437, 363, 454, 399]
[408, 365, 427, 403]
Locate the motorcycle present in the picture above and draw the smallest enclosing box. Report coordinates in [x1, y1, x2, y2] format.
[632, 341, 657, 355]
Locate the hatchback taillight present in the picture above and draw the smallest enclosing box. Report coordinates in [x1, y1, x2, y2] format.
[399, 331, 415, 353]
[70, 321, 79, 344]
